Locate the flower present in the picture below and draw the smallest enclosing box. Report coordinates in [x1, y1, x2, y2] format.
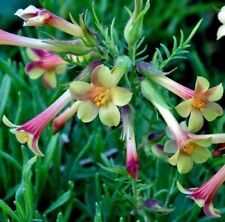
[0, 29, 92, 55]
[141, 79, 212, 174]
[52, 101, 80, 133]
[121, 106, 139, 179]
[136, 62, 194, 100]
[15, 5, 84, 37]
[124, 0, 150, 45]
[166, 136, 212, 174]
[217, 6, 225, 40]
[176, 77, 223, 132]
[69, 58, 132, 126]
[3, 90, 72, 156]
[177, 164, 225, 217]
[25, 49, 67, 88]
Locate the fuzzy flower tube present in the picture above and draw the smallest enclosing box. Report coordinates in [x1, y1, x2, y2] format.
[178, 164, 225, 217]
[15, 5, 84, 37]
[121, 106, 139, 179]
[25, 49, 67, 88]
[137, 62, 224, 132]
[3, 90, 73, 156]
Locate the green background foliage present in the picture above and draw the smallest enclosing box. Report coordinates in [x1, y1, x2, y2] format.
[0, 0, 225, 221]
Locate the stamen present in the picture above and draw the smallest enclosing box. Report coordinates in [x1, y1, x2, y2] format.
[192, 97, 205, 110]
[93, 89, 111, 108]
[182, 143, 195, 154]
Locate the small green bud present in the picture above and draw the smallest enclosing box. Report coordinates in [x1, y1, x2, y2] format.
[124, 0, 150, 45]
[112, 56, 132, 84]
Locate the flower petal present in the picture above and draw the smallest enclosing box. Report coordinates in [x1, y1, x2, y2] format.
[176, 100, 192, 118]
[195, 77, 209, 94]
[217, 25, 225, 40]
[99, 103, 120, 126]
[177, 153, 193, 174]
[15, 130, 30, 144]
[2, 115, 19, 127]
[25, 62, 44, 79]
[203, 203, 221, 218]
[77, 101, 98, 123]
[43, 72, 57, 89]
[218, 6, 225, 24]
[69, 81, 92, 100]
[111, 86, 132, 106]
[202, 102, 223, 121]
[168, 150, 180, 166]
[91, 65, 114, 87]
[55, 64, 67, 75]
[176, 181, 193, 195]
[204, 84, 223, 102]
[27, 136, 44, 156]
[188, 109, 204, 132]
[164, 140, 177, 154]
[191, 146, 211, 164]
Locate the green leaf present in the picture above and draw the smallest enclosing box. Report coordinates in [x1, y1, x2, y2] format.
[44, 181, 74, 215]
[94, 203, 102, 222]
[0, 75, 11, 118]
[0, 200, 20, 222]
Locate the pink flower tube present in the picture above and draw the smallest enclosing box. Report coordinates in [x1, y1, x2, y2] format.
[178, 164, 225, 217]
[121, 106, 139, 179]
[3, 90, 72, 156]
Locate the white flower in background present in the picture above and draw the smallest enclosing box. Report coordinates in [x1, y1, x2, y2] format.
[217, 6, 225, 40]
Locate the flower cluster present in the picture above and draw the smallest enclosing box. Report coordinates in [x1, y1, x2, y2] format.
[1, 1, 225, 219]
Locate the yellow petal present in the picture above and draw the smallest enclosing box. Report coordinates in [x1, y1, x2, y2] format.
[191, 146, 211, 164]
[176, 99, 192, 118]
[2, 115, 18, 127]
[43, 72, 57, 89]
[177, 153, 193, 174]
[195, 76, 209, 93]
[56, 64, 67, 75]
[91, 65, 114, 87]
[111, 86, 132, 106]
[15, 131, 30, 144]
[69, 81, 92, 100]
[168, 150, 180, 166]
[188, 109, 204, 132]
[202, 102, 223, 121]
[28, 68, 44, 79]
[77, 101, 98, 123]
[99, 103, 120, 126]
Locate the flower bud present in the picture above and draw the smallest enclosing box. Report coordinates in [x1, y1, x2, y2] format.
[124, 0, 150, 45]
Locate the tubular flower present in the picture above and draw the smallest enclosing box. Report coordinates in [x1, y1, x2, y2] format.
[3, 90, 72, 156]
[166, 137, 212, 174]
[0, 29, 92, 55]
[177, 164, 225, 217]
[15, 5, 84, 37]
[136, 61, 194, 100]
[176, 77, 223, 132]
[52, 101, 81, 133]
[121, 106, 139, 179]
[25, 49, 67, 88]
[217, 6, 225, 40]
[141, 79, 212, 174]
[69, 58, 132, 126]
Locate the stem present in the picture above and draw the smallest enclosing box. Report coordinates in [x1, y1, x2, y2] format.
[192, 134, 225, 144]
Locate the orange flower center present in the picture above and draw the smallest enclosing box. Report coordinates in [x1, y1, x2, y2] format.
[93, 89, 111, 108]
[181, 143, 195, 154]
[192, 97, 205, 110]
